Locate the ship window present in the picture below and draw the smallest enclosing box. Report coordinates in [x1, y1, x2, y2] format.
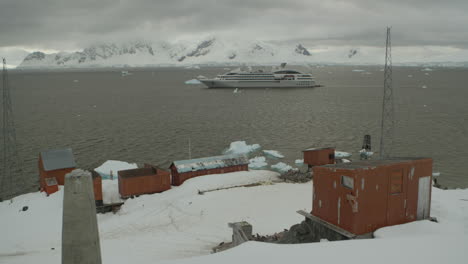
[341, 175, 354, 189]
[274, 70, 301, 74]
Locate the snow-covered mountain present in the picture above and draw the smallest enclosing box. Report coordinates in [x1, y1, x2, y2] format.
[18, 38, 316, 68]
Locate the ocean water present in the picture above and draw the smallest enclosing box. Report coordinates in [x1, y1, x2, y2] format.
[3, 65, 468, 194]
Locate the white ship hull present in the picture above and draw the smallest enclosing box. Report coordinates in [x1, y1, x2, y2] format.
[199, 79, 316, 88]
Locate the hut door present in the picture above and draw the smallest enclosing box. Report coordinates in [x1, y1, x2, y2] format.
[417, 176, 431, 220]
[387, 170, 406, 225]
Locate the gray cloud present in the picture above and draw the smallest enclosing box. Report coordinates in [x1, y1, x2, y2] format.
[0, 0, 467, 50]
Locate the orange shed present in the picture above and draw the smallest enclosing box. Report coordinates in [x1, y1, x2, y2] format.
[118, 165, 171, 198]
[303, 147, 335, 167]
[312, 158, 433, 236]
[91, 170, 103, 206]
[39, 148, 76, 191]
[43, 177, 59, 195]
[170, 155, 249, 186]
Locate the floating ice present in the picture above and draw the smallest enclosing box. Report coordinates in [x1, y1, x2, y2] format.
[95, 160, 138, 179]
[197, 75, 207, 79]
[185, 79, 202, 85]
[224, 141, 261, 155]
[335, 151, 352, 159]
[433, 172, 441, 177]
[233, 88, 241, 94]
[352, 69, 365, 72]
[422, 85, 427, 89]
[342, 159, 351, 163]
[73, 79, 79, 83]
[263, 150, 284, 158]
[271, 162, 296, 172]
[359, 149, 374, 158]
[408, 75, 413, 78]
[295, 159, 304, 164]
[425, 73, 430, 76]
[248, 156, 268, 169]
[121, 71, 132, 76]
[421, 67, 433, 71]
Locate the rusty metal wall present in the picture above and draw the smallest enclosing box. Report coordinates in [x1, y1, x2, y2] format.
[171, 164, 249, 186]
[303, 148, 335, 167]
[93, 176, 103, 201]
[118, 169, 171, 198]
[312, 158, 432, 235]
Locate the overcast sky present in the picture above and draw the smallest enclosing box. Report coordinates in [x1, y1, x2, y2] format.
[1, 0, 468, 62]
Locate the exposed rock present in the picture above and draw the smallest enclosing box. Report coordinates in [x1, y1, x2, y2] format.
[23, 51, 45, 61]
[186, 39, 215, 57]
[295, 44, 311, 56]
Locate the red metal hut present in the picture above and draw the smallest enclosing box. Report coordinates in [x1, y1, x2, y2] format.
[118, 165, 171, 198]
[90, 170, 103, 206]
[39, 148, 76, 191]
[303, 147, 335, 168]
[312, 158, 432, 236]
[170, 154, 249, 186]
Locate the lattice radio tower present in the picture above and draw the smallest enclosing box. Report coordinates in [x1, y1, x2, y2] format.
[379, 27, 395, 159]
[1, 58, 23, 201]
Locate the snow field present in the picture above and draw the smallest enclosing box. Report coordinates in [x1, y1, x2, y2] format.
[1, 170, 313, 264]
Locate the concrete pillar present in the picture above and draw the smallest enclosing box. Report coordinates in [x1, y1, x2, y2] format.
[62, 169, 102, 264]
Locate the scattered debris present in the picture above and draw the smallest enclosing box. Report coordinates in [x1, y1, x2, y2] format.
[279, 170, 311, 183]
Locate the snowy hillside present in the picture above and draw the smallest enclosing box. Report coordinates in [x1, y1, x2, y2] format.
[18, 38, 316, 68]
[1, 169, 467, 264]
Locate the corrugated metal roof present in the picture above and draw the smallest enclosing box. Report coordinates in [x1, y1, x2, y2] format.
[172, 154, 249, 173]
[40, 148, 77, 171]
[303, 146, 335, 152]
[319, 157, 430, 170]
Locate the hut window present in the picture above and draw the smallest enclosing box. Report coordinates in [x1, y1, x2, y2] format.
[329, 153, 335, 160]
[341, 175, 354, 189]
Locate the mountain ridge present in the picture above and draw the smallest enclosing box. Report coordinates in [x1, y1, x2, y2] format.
[19, 38, 315, 68]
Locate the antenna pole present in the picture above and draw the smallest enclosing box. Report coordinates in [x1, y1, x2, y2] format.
[379, 27, 395, 159]
[1, 58, 24, 201]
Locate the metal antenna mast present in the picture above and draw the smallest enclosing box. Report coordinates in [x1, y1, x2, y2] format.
[379, 27, 395, 159]
[1, 58, 23, 201]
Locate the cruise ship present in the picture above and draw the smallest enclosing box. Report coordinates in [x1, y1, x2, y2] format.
[198, 66, 316, 88]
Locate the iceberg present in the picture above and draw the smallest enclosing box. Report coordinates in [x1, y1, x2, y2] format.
[94, 160, 138, 179]
[263, 150, 284, 159]
[224, 141, 261, 155]
[271, 162, 296, 172]
[248, 156, 268, 169]
[335, 151, 352, 159]
[185, 79, 202, 85]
